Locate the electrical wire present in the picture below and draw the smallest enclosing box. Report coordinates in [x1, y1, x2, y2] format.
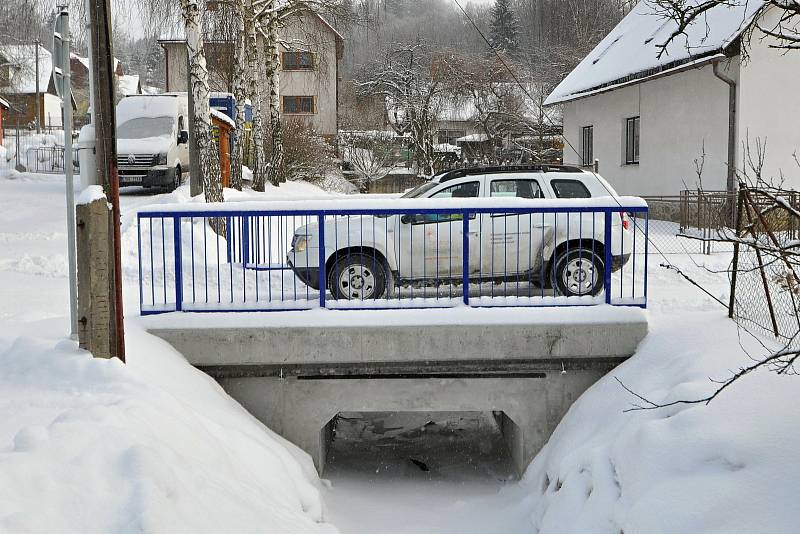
[451, 0, 717, 298]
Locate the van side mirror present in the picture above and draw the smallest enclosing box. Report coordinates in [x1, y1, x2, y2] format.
[178, 130, 189, 144]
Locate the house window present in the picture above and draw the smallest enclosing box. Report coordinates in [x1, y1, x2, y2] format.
[282, 51, 314, 70]
[438, 129, 466, 146]
[581, 125, 593, 166]
[283, 96, 315, 114]
[625, 116, 640, 164]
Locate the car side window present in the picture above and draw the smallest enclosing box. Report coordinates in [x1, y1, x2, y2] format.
[550, 179, 591, 199]
[407, 181, 480, 224]
[431, 181, 480, 199]
[490, 179, 543, 199]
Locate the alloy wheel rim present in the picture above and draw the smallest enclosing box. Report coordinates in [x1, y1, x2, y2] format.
[338, 265, 375, 299]
[562, 258, 596, 295]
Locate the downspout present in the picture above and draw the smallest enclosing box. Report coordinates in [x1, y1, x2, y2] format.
[712, 59, 737, 196]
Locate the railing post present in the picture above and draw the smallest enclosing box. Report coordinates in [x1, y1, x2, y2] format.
[242, 215, 250, 268]
[604, 210, 613, 305]
[318, 214, 326, 309]
[173, 216, 183, 311]
[462, 210, 470, 306]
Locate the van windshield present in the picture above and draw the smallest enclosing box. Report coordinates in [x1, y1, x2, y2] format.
[117, 116, 175, 139]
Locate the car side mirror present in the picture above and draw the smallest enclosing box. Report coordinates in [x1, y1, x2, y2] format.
[178, 130, 189, 144]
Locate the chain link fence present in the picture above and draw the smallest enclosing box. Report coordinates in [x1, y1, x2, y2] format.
[729, 187, 800, 343]
[642, 191, 736, 256]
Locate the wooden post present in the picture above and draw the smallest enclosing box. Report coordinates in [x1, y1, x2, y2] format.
[80, 0, 124, 361]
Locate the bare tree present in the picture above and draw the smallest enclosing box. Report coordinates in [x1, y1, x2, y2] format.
[646, 0, 800, 58]
[340, 130, 394, 191]
[355, 42, 442, 177]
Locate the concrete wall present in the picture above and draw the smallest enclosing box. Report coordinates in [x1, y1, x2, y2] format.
[218, 371, 608, 475]
[737, 6, 800, 190]
[561, 61, 736, 196]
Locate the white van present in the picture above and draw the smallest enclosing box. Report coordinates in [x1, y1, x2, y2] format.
[116, 94, 189, 191]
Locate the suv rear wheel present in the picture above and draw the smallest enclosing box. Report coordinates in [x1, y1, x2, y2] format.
[328, 253, 387, 300]
[551, 248, 604, 297]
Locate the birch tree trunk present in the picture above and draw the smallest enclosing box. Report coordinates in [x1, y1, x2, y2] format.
[248, 5, 267, 191]
[230, 4, 246, 191]
[265, 1, 285, 186]
[181, 0, 225, 232]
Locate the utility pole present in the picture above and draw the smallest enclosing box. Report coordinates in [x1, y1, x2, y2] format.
[34, 39, 41, 133]
[76, 0, 125, 362]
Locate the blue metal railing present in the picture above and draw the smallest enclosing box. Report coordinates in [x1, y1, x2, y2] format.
[137, 201, 649, 314]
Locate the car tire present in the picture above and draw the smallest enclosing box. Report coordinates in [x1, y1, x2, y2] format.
[170, 165, 182, 192]
[328, 253, 387, 300]
[551, 248, 604, 297]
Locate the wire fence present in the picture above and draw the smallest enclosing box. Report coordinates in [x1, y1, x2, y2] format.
[642, 191, 736, 256]
[729, 187, 800, 343]
[0, 127, 75, 175]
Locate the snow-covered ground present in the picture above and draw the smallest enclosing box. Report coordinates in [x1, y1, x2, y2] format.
[1, 171, 796, 533]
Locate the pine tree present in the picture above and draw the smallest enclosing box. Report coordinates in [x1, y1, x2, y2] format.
[489, 0, 520, 59]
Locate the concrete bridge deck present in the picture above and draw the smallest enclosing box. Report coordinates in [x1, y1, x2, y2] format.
[144, 306, 648, 475]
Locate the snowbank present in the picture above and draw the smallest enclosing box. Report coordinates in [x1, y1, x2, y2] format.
[0, 324, 337, 534]
[521, 300, 797, 532]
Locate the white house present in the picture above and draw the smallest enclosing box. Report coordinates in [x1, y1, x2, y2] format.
[545, 1, 800, 196]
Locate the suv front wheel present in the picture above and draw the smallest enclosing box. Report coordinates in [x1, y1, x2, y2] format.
[328, 253, 387, 300]
[551, 248, 604, 297]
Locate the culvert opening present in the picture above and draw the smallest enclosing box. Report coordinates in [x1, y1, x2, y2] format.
[323, 411, 518, 482]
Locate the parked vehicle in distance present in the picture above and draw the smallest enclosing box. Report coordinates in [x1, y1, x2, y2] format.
[116, 93, 189, 191]
[288, 166, 635, 299]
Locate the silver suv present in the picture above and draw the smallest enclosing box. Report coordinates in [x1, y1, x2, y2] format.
[289, 166, 634, 299]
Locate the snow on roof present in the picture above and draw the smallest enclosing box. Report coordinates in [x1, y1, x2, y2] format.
[544, 0, 764, 106]
[456, 133, 489, 143]
[118, 74, 141, 96]
[0, 44, 52, 95]
[69, 52, 120, 73]
[210, 107, 235, 127]
[117, 94, 182, 125]
[0, 96, 9, 109]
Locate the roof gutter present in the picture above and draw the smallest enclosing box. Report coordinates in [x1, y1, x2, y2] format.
[712, 59, 737, 198]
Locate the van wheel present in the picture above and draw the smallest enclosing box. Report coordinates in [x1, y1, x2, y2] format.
[328, 253, 387, 300]
[551, 248, 604, 297]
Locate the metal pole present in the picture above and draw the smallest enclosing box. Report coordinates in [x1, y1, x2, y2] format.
[59, 7, 78, 339]
[35, 40, 41, 133]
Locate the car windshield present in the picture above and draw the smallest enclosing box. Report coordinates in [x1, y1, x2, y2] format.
[401, 181, 438, 198]
[117, 116, 175, 139]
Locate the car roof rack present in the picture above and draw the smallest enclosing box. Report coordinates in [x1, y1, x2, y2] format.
[436, 164, 585, 183]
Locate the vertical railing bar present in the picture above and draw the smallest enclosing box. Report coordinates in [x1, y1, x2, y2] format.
[161, 217, 167, 305]
[462, 210, 470, 306]
[254, 217, 259, 302]
[203, 216, 208, 304]
[216, 219, 221, 303]
[191, 216, 195, 304]
[318, 213, 326, 308]
[268, 216, 272, 302]
[644, 211, 649, 305]
[149, 217, 155, 306]
[137, 214, 143, 311]
[604, 210, 613, 305]
[173, 216, 183, 311]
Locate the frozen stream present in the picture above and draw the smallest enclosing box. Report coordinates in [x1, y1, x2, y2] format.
[323, 412, 533, 534]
